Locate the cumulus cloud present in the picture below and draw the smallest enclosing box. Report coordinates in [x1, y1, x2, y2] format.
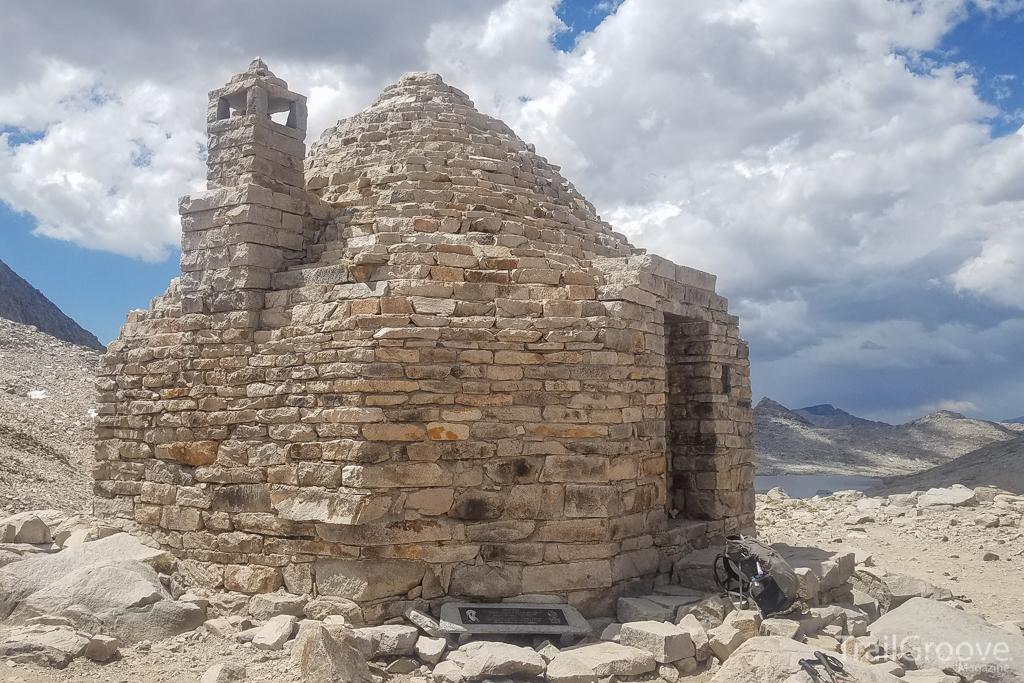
[952, 217, 1024, 307]
[920, 399, 982, 413]
[425, 0, 1024, 420]
[480, 0, 1020, 296]
[1, 0, 1023, 420]
[0, 63, 204, 260]
[0, 0, 503, 260]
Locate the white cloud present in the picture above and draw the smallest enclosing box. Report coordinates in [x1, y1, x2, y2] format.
[417, 0, 1024, 420]
[951, 218, 1024, 307]
[917, 399, 981, 414]
[426, 0, 566, 118]
[1, 0, 1024, 420]
[787, 320, 977, 369]
[0, 2, 504, 261]
[0, 62, 204, 260]
[733, 294, 819, 352]
[4, 0, 1022, 280]
[472, 0, 1021, 301]
[604, 202, 682, 239]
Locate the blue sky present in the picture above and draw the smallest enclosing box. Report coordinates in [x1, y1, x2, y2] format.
[0, 203, 180, 341]
[1, 0, 1023, 423]
[552, 0, 625, 51]
[935, 3, 1024, 137]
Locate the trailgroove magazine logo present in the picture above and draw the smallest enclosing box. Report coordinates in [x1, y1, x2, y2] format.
[838, 634, 1017, 676]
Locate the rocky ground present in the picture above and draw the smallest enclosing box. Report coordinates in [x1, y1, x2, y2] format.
[2, 485, 1022, 682]
[0, 317, 98, 515]
[1, 634, 301, 683]
[757, 485, 1024, 625]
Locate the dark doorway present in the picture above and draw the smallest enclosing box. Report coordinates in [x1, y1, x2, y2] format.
[664, 314, 733, 521]
[664, 313, 696, 519]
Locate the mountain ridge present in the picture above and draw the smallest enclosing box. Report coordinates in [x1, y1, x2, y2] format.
[793, 403, 890, 428]
[0, 258, 104, 350]
[869, 434, 1024, 495]
[754, 397, 1021, 476]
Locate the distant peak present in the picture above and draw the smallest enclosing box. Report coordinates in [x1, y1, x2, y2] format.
[797, 404, 845, 417]
[922, 410, 968, 420]
[793, 402, 890, 429]
[755, 397, 788, 410]
[0, 258, 104, 349]
[754, 398, 816, 426]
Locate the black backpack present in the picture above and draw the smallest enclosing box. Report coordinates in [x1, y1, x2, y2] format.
[713, 534, 799, 616]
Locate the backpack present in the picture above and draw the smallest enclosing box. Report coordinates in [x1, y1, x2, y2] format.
[713, 534, 799, 616]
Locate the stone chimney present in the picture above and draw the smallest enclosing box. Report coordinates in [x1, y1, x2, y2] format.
[177, 58, 311, 317]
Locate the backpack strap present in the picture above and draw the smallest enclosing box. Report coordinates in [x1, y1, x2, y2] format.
[712, 552, 741, 591]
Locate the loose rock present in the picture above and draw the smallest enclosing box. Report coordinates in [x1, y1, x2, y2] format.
[299, 624, 373, 683]
[251, 614, 296, 650]
[619, 620, 695, 664]
[405, 607, 445, 637]
[559, 641, 656, 677]
[676, 614, 712, 660]
[248, 591, 308, 622]
[869, 597, 1024, 683]
[458, 641, 546, 679]
[918, 486, 978, 508]
[415, 634, 447, 664]
[617, 597, 673, 623]
[304, 596, 363, 624]
[1, 513, 51, 544]
[709, 636, 901, 682]
[83, 634, 119, 662]
[676, 595, 729, 629]
[351, 624, 418, 658]
[707, 622, 748, 661]
[200, 662, 247, 683]
[759, 618, 801, 640]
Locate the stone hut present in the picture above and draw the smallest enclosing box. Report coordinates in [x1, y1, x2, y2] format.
[94, 60, 755, 621]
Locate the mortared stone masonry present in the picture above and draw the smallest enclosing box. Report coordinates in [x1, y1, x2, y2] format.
[94, 60, 755, 622]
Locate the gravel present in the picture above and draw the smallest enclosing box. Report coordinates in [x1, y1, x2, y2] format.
[0, 317, 99, 516]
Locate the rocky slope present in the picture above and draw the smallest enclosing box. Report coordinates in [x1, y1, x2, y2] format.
[870, 436, 1024, 496]
[0, 317, 98, 515]
[0, 258, 103, 350]
[755, 397, 1022, 476]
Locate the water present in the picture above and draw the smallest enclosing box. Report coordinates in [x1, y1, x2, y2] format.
[755, 475, 881, 499]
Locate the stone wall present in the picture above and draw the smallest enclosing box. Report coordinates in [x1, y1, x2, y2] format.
[94, 63, 754, 622]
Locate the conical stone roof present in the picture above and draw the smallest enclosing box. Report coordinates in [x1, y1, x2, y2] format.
[305, 72, 640, 261]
